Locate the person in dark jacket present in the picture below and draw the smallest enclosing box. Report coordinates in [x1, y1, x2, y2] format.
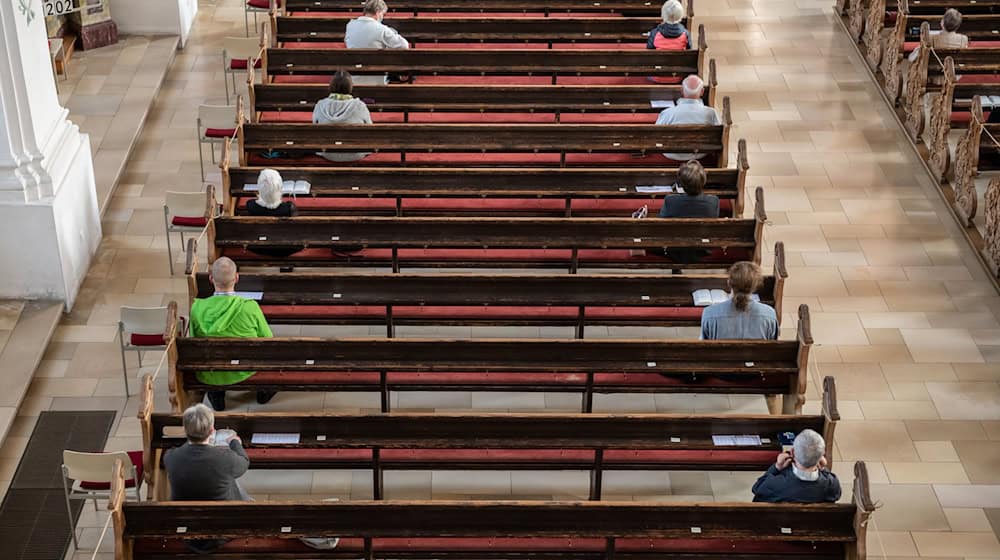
[752, 429, 842, 503]
[657, 159, 718, 269]
[646, 0, 691, 50]
[246, 168, 303, 258]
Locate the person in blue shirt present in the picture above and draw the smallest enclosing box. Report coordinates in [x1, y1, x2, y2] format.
[752, 429, 842, 503]
[700, 261, 779, 340]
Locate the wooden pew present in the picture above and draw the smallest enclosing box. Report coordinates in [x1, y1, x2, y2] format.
[185, 240, 786, 333]
[247, 61, 719, 122]
[842, 0, 1000, 48]
[237, 109, 733, 168]
[282, 0, 691, 16]
[139, 374, 838, 501]
[222, 138, 747, 218]
[262, 43, 706, 85]
[206, 186, 765, 271]
[952, 97, 1000, 226]
[110, 462, 876, 560]
[273, 14, 664, 46]
[166, 303, 812, 414]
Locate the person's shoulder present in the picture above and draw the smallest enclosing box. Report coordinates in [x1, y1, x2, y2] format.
[749, 301, 777, 317]
[702, 299, 735, 317]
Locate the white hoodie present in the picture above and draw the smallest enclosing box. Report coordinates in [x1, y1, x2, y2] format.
[312, 94, 373, 162]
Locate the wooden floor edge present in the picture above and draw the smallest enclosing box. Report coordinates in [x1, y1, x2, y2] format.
[831, 8, 1000, 295]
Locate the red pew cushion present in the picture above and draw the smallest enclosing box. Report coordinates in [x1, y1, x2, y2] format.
[224, 247, 751, 264]
[79, 450, 144, 490]
[204, 127, 236, 138]
[171, 216, 207, 227]
[229, 58, 262, 70]
[130, 333, 165, 346]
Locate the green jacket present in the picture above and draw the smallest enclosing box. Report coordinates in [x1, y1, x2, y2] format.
[190, 295, 272, 385]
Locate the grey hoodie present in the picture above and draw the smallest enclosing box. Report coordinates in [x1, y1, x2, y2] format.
[312, 94, 373, 162]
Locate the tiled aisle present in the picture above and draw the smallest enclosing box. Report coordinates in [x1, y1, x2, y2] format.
[2, 0, 999, 558]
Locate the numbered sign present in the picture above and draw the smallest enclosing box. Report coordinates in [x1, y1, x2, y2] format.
[43, 0, 81, 16]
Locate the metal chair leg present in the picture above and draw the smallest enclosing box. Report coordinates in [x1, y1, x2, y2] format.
[198, 137, 205, 181]
[224, 69, 231, 104]
[62, 476, 80, 549]
[165, 219, 175, 276]
[244, 8, 250, 36]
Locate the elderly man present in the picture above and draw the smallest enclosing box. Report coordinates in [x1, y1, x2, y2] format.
[751, 429, 841, 503]
[345, 0, 410, 84]
[190, 257, 275, 411]
[655, 75, 720, 161]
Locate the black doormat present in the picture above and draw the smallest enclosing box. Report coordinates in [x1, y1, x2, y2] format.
[11, 411, 116, 490]
[0, 410, 116, 560]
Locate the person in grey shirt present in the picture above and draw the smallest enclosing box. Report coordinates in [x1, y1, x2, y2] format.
[701, 261, 779, 340]
[164, 403, 250, 501]
[655, 74, 721, 161]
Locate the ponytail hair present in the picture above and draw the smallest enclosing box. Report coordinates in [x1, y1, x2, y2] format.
[728, 261, 762, 311]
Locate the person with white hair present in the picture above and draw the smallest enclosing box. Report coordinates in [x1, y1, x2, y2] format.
[246, 169, 304, 258]
[751, 429, 842, 503]
[190, 257, 276, 411]
[654, 74, 720, 161]
[647, 0, 691, 50]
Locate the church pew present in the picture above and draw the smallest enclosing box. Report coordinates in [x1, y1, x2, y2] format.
[110, 462, 876, 560]
[247, 62, 719, 123]
[282, 0, 690, 16]
[139, 374, 838, 501]
[262, 44, 706, 85]
[185, 241, 786, 334]
[166, 303, 812, 414]
[951, 97, 1000, 227]
[222, 138, 746, 218]
[839, 0, 1000, 17]
[205, 187, 765, 271]
[273, 14, 663, 46]
[236, 110, 732, 168]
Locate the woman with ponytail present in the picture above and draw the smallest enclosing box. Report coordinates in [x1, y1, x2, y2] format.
[700, 261, 778, 340]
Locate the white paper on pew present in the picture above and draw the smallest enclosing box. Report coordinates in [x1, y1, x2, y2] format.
[234, 291, 264, 300]
[650, 99, 675, 108]
[713, 435, 763, 446]
[735, 435, 763, 446]
[983, 95, 1000, 108]
[282, 180, 312, 194]
[243, 183, 259, 191]
[252, 433, 301, 444]
[712, 435, 737, 446]
[635, 185, 674, 193]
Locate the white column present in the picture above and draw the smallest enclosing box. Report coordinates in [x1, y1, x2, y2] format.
[108, 0, 198, 47]
[0, 0, 101, 309]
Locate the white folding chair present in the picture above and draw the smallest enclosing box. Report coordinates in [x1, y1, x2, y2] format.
[164, 190, 213, 275]
[223, 36, 261, 103]
[118, 306, 171, 395]
[197, 104, 237, 181]
[245, 0, 279, 36]
[62, 450, 143, 549]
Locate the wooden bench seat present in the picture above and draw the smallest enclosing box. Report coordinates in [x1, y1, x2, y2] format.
[110, 461, 875, 560]
[140, 374, 837, 500]
[223, 140, 745, 217]
[186, 240, 785, 334]
[248, 70, 718, 123]
[282, 0, 689, 16]
[262, 46, 705, 86]
[274, 15, 664, 45]
[237, 114, 732, 168]
[206, 187, 764, 271]
[166, 303, 811, 414]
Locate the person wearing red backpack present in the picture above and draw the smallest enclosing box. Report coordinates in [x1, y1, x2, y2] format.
[646, 0, 691, 50]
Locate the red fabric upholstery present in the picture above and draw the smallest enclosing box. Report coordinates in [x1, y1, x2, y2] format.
[79, 450, 144, 490]
[246, 0, 275, 9]
[594, 372, 789, 389]
[204, 127, 236, 138]
[380, 449, 595, 462]
[388, 372, 588, 385]
[229, 58, 262, 70]
[261, 304, 704, 322]
[225, 247, 751, 264]
[603, 449, 777, 465]
[171, 216, 207, 227]
[249, 448, 373, 461]
[955, 74, 1000, 84]
[129, 333, 165, 346]
[585, 307, 703, 320]
[903, 40, 1000, 53]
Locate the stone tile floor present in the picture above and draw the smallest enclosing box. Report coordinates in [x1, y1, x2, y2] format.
[4, 0, 1000, 558]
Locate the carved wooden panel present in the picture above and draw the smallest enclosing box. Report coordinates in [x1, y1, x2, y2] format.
[863, 0, 886, 68]
[927, 57, 956, 182]
[848, 0, 866, 42]
[984, 176, 1000, 277]
[903, 23, 931, 139]
[878, 1, 907, 105]
[836, 0, 850, 16]
[952, 96, 984, 226]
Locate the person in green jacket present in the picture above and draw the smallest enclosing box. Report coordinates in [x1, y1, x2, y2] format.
[190, 257, 276, 411]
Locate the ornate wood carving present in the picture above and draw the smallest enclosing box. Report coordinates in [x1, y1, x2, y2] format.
[902, 23, 930, 139]
[927, 57, 956, 182]
[984, 176, 1000, 277]
[836, 0, 850, 16]
[847, 0, 866, 42]
[863, 0, 886, 68]
[878, 0, 907, 105]
[952, 96, 984, 226]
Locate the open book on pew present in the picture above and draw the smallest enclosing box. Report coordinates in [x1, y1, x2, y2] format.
[981, 96, 1000, 109]
[242, 180, 311, 195]
[712, 435, 763, 446]
[650, 99, 675, 108]
[635, 185, 684, 193]
[692, 289, 760, 307]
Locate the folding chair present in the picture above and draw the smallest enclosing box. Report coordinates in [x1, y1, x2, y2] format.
[164, 190, 213, 275]
[197, 104, 237, 181]
[223, 36, 262, 104]
[62, 450, 144, 548]
[245, 0, 279, 36]
[118, 306, 173, 396]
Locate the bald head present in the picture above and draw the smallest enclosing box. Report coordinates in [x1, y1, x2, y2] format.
[681, 74, 705, 99]
[210, 257, 238, 292]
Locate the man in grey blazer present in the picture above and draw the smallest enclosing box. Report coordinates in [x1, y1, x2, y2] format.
[164, 403, 250, 501]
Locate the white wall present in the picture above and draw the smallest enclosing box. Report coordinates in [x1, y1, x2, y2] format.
[108, 0, 197, 47]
